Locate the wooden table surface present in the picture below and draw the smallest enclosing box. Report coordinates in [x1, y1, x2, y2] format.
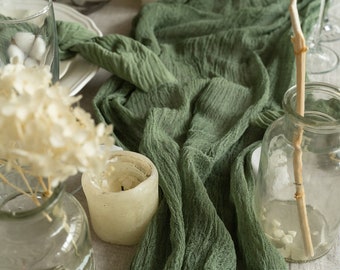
[62, 0, 340, 269]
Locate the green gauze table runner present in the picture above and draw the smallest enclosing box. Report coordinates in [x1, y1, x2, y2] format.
[59, 0, 318, 269]
[0, 0, 319, 268]
[91, 0, 318, 269]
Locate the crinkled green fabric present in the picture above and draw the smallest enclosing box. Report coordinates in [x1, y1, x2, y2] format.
[90, 1, 318, 269]
[57, 22, 177, 91]
[1, 0, 319, 269]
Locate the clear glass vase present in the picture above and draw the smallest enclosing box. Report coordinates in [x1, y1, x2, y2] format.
[254, 82, 340, 263]
[0, 165, 95, 269]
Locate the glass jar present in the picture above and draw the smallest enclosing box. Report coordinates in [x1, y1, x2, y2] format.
[254, 82, 340, 263]
[0, 165, 95, 269]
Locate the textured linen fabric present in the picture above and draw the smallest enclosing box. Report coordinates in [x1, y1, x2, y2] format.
[0, 0, 319, 269]
[91, 1, 318, 269]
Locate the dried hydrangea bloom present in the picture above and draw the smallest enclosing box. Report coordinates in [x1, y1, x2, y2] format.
[0, 63, 114, 187]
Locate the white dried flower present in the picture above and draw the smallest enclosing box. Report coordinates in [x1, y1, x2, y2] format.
[0, 63, 114, 187]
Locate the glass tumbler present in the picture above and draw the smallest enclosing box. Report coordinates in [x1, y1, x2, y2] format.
[254, 82, 340, 262]
[0, 0, 59, 82]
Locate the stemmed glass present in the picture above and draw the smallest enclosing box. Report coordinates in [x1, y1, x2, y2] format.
[320, 0, 340, 42]
[0, 0, 59, 82]
[306, 0, 339, 74]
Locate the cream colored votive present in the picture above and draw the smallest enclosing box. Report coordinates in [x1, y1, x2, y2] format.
[82, 150, 159, 245]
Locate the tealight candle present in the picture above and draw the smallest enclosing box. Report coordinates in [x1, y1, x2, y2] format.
[82, 150, 159, 245]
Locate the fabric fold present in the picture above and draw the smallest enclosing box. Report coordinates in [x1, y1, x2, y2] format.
[57, 21, 177, 92]
[0, 0, 320, 268]
[90, 0, 319, 269]
[230, 142, 287, 269]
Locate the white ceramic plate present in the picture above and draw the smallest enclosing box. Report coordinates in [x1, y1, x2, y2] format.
[53, 3, 102, 96]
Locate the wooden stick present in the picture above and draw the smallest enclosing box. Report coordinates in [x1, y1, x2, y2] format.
[289, 0, 314, 258]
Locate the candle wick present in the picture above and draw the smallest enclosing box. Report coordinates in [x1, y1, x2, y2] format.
[121, 186, 125, 191]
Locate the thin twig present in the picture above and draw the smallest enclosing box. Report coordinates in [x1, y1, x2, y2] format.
[289, 0, 314, 258]
[0, 163, 53, 222]
[37, 175, 51, 197]
[15, 164, 35, 195]
[0, 159, 50, 195]
[0, 172, 32, 199]
[47, 176, 52, 196]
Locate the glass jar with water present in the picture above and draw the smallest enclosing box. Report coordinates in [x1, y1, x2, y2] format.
[254, 82, 340, 262]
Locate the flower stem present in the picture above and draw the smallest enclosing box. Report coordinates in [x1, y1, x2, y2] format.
[0, 172, 32, 199]
[0, 171, 52, 222]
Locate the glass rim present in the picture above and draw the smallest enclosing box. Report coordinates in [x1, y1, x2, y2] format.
[0, 0, 53, 24]
[283, 82, 340, 130]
